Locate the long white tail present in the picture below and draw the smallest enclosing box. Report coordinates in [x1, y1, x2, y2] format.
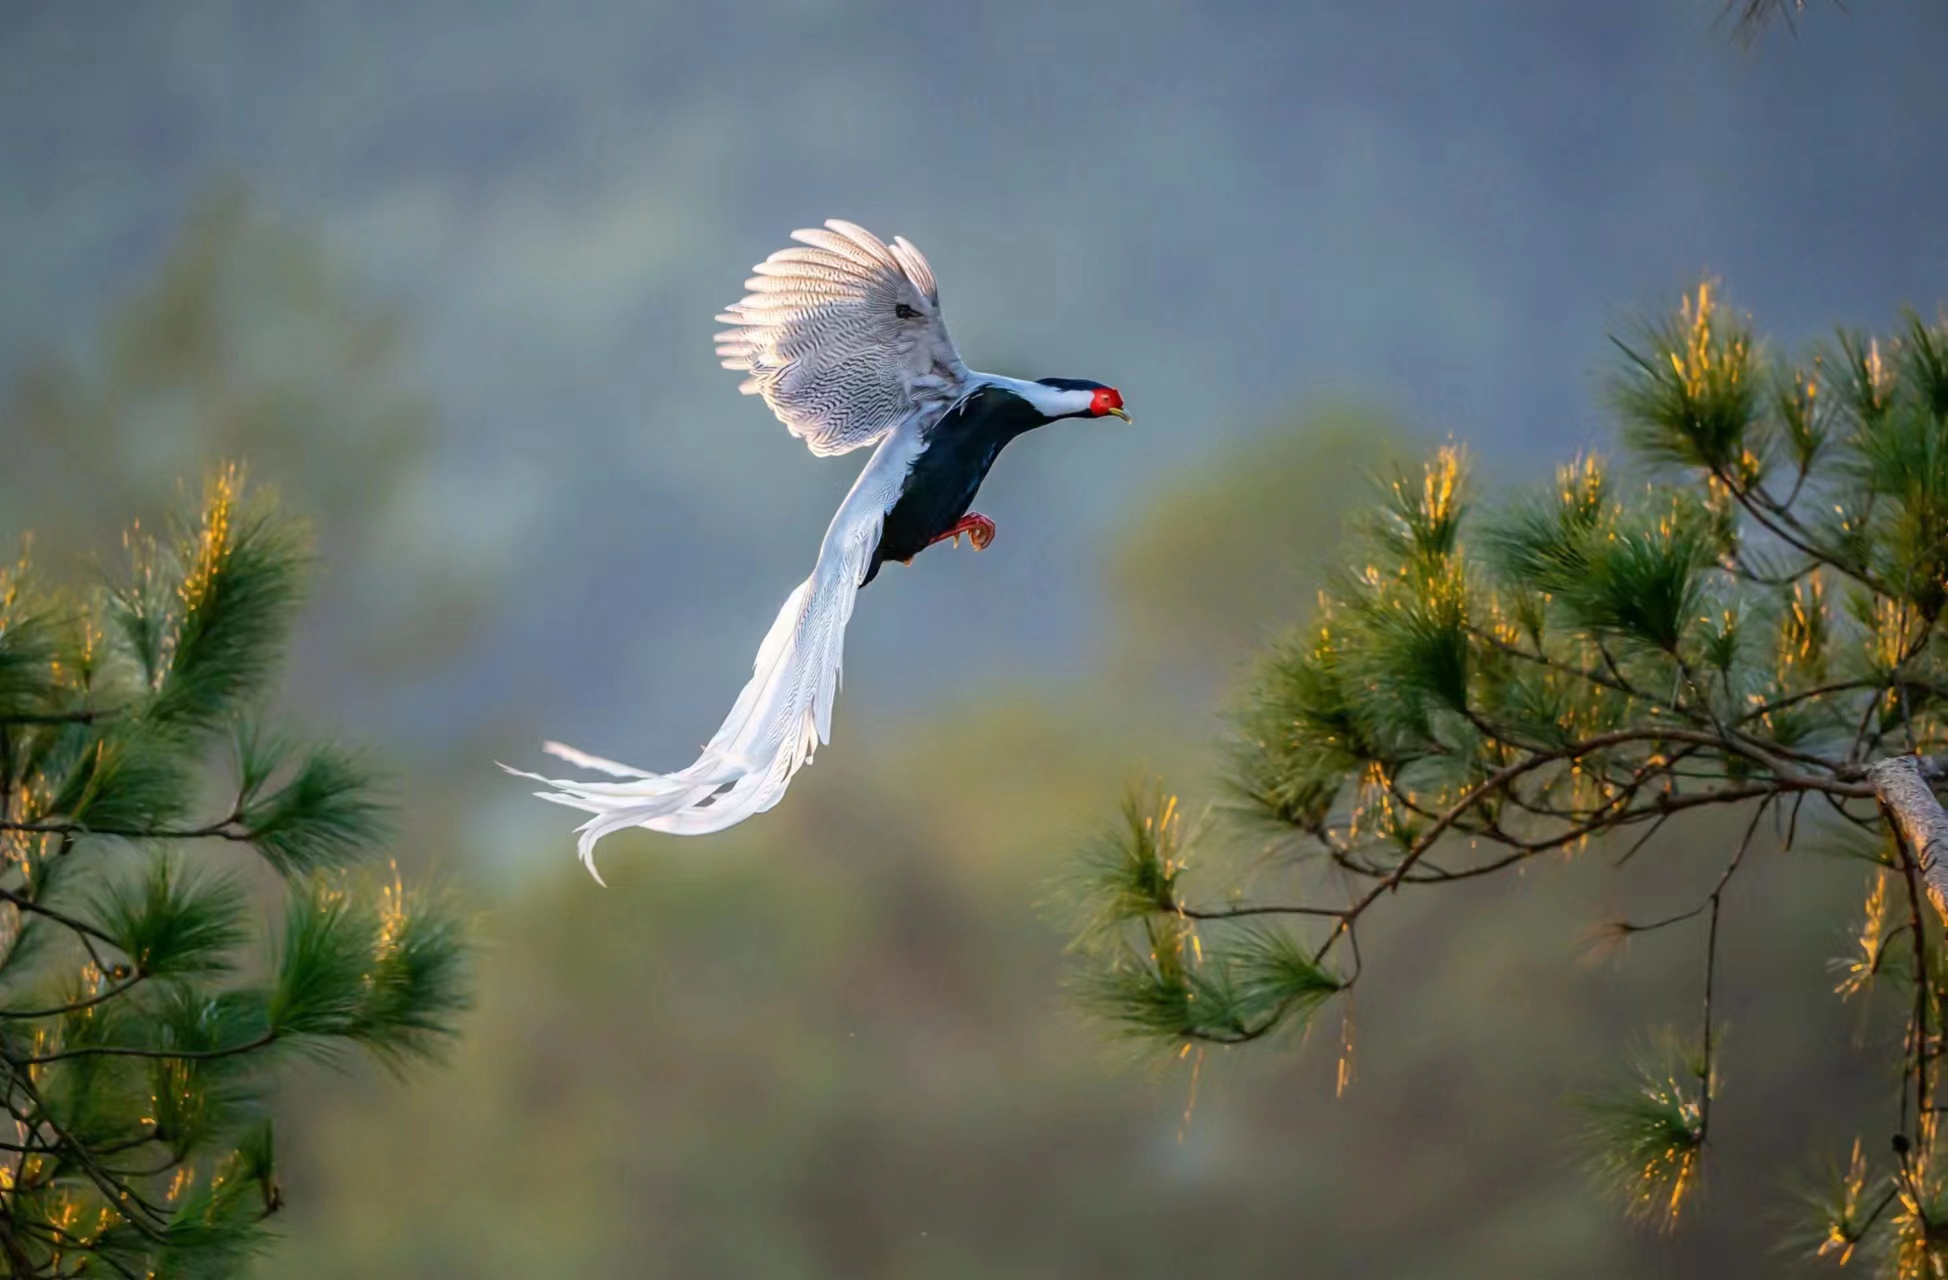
[509, 427, 917, 882]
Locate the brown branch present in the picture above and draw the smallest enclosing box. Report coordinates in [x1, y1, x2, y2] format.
[0, 1067, 171, 1239]
[1728, 550, 1822, 587]
[0, 818, 250, 843]
[1178, 903, 1349, 921]
[1618, 901, 1707, 936]
[1719, 464, 1889, 596]
[1312, 729, 1724, 964]
[0, 975, 145, 1021]
[1734, 679, 1878, 726]
[0, 709, 120, 727]
[0, 889, 125, 955]
[17, 1032, 277, 1067]
[1613, 811, 1675, 868]
[1309, 723, 1854, 968]
[1698, 801, 1767, 1141]
[1868, 755, 1948, 922]
[1469, 627, 1641, 700]
[18, 1221, 144, 1280]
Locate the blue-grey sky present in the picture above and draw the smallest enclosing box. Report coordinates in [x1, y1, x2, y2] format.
[3, 0, 1945, 793]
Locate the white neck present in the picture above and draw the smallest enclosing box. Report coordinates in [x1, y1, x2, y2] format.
[970, 373, 1094, 419]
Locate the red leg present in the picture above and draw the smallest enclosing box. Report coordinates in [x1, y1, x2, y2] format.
[928, 512, 996, 552]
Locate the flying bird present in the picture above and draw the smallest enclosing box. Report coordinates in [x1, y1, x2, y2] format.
[509, 219, 1128, 881]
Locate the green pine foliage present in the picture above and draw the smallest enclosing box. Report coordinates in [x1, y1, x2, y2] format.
[0, 468, 469, 1278]
[1061, 788, 1343, 1047]
[1573, 1030, 1708, 1231]
[1067, 287, 1948, 1273]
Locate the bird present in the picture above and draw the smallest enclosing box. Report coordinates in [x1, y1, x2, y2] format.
[508, 219, 1129, 883]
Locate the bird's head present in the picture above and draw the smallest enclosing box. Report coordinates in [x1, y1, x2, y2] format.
[1031, 378, 1132, 423]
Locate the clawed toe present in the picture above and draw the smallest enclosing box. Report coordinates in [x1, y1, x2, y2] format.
[927, 513, 998, 554]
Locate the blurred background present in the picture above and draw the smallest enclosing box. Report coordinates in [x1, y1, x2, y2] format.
[3, 1, 1947, 1274]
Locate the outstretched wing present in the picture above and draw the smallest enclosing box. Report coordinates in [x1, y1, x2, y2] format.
[715, 219, 969, 456]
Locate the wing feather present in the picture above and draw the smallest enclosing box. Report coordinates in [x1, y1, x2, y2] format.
[889, 236, 937, 297]
[715, 219, 969, 456]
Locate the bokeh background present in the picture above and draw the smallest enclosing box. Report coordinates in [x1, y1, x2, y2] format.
[4, 1, 1948, 1274]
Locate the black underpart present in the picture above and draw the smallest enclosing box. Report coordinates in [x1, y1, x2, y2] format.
[864, 385, 1053, 586]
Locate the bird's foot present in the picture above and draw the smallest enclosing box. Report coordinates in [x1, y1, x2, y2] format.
[931, 513, 996, 552]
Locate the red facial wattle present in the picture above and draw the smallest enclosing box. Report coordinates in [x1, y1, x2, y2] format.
[1091, 387, 1130, 421]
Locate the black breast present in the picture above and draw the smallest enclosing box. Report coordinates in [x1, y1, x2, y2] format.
[865, 386, 1044, 585]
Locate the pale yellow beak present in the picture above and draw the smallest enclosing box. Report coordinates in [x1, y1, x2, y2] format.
[1108, 406, 1132, 423]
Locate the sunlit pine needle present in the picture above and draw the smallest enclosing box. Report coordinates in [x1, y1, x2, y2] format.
[1178, 1046, 1204, 1144]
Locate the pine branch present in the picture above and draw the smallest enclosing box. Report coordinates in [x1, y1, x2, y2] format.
[0, 889, 128, 955]
[0, 470, 471, 1277]
[0, 710, 120, 727]
[19, 1034, 279, 1068]
[1869, 755, 1948, 919]
[1067, 296, 1948, 1255]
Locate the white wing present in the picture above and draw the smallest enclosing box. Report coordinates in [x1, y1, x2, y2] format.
[714, 219, 970, 456]
[507, 420, 925, 880]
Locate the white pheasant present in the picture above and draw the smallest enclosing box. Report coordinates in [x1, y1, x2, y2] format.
[509, 220, 1129, 882]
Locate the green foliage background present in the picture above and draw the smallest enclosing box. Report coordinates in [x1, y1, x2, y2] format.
[0, 205, 1916, 1276]
[0, 469, 469, 1276]
[262, 547, 1883, 1278]
[4, 2, 1945, 1267]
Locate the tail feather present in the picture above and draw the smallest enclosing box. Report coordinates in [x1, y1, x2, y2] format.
[514, 558, 862, 882]
[540, 742, 654, 777]
[517, 418, 916, 883]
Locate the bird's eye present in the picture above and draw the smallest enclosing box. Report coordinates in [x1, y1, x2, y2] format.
[895, 303, 919, 320]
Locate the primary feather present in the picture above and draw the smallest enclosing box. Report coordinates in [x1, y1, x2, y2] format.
[713, 219, 968, 456]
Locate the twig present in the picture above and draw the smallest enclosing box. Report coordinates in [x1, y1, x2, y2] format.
[0, 975, 145, 1021]
[0, 709, 120, 727]
[1613, 811, 1674, 868]
[0, 818, 250, 842]
[1699, 801, 1768, 1140]
[18, 1032, 277, 1067]
[1178, 903, 1351, 921]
